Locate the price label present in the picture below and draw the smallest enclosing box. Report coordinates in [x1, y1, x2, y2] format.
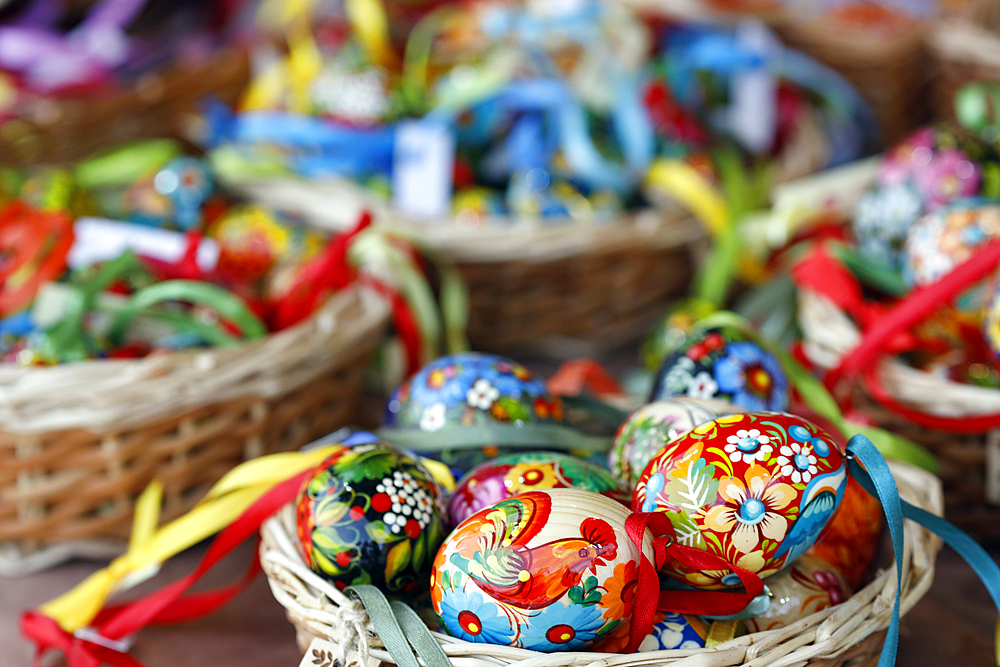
[392, 120, 455, 220]
[729, 20, 778, 155]
[68, 217, 219, 270]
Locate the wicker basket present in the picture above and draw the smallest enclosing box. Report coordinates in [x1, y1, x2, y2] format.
[260, 458, 941, 667]
[0, 47, 249, 166]
[928, 2, 1000, 125]
[771, 15, 930, 147]
[222, 175, 708, 357]
[798, 287, 1000, 540]
[0, 285, 389, 574]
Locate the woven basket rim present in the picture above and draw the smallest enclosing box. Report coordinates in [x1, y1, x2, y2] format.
[224, 175, 707, 263]
[260, 459, 942, 667]
[0, 285, 390, 435]
[798, 288, 1000, 419]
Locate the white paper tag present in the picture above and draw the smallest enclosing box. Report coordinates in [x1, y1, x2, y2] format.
[68, 217, 220, 271]
[729, 20, 778, 155]
[392, 120, 455, 220]
[299, 638, 381, 667]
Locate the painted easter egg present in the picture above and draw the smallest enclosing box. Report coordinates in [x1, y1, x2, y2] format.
[383, 352, 564, 472]
[609, 398, 745, 487]
[296, 435, 449, 596]
[743, 554, 851, 633]
[808, 476, 883, 591]
[853, 125, 985, 269]
[431, 489, 651, 651]
[633, 412, 846, 589]
[904, 203, 1000, 300]
[448, 451, 630, 525]
[650, 327, 790, 413]
[641, 298, 718, 372]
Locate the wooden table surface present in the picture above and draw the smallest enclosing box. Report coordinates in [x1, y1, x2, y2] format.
[2, 540, 997, 667]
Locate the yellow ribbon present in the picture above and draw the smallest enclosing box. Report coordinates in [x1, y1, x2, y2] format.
[39, 445, 347, 633]
[645, 158, 730, 239]
[705, 619, 739, 647]
[344, 0, 399, 71]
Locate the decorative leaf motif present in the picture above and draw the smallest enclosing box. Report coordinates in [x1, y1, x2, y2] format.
[312, 648, 337, 667]
[666, 456, 720, 513]
[385, 540, 411, 584]
[666, 511, 706, 550]
[335, 447, 398, 485]
[580, 575, 603, 605]
[364, 520, 397, 544]
[314, 498, 350, 526]
[412, 532, 427, 573]
[567, 585, 584, 605]
[312, 527, 345, 553]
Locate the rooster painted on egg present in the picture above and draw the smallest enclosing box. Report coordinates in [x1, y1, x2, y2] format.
[633, 412, 846, 589]
[431, 488, 650, 651]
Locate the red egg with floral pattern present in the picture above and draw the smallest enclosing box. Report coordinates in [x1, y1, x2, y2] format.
[431, 488, 653, 652]
[633, 412, 846, 589]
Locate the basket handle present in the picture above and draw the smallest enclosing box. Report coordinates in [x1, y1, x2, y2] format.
[846, 434, 1000, 667]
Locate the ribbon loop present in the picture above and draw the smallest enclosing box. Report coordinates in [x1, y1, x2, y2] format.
[847, 434, 1000, 667]
[624, 511, 764, 654]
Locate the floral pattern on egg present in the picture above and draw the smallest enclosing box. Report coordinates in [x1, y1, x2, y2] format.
[853, 125, 985, 269]
[650, 328, 789, 413]
[609, 398, 744, 487]
[743, 554, 851, 633]
[383, 352, 564, 473]
[296, 436, 448, 596]
[633, 413, 846, 590]
[448, 451, 630, 525]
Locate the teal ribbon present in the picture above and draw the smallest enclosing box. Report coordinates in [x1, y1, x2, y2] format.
[847, 434, 1000, 667]
[346, 586, 450, 667]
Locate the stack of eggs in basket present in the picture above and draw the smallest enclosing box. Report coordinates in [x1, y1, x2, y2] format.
[291, 336, 878, 653]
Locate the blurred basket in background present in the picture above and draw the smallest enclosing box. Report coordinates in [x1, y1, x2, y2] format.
[772, 14, 929, 147]
[798, 287, 1000, 541]
[0, 47, 249, 167]
[225, 175, 707, 357]
[928, 1, 1000, 124]
[0, 286, 389, 574]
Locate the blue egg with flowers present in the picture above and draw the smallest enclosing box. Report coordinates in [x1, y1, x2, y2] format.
[650, 326, 790, 413]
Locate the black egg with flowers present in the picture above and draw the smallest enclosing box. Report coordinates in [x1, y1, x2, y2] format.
[295, 435, 449, 596]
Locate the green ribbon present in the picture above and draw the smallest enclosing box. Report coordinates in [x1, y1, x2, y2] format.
[107, 280, 267, 347]
[377, 423, 611, 453]
[74, 139, 182, 190]
[955, 81, 1000, 144]
[775, 348, 937, 473]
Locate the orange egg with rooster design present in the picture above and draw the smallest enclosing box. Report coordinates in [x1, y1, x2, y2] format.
[430, 488, 652, 651]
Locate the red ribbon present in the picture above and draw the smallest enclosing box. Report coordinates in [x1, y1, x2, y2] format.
[21, 471, 312, 667]
[546, 359, 626, 399]
[791, 239, 1000, 431]
[624, 512, 764, 654]
[269, 210, 424, 376]
[0, 201, 74, 317]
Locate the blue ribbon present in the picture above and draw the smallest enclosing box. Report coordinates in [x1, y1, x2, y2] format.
[847, 434, 1000, 667]
[658, 24, 879, 164]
